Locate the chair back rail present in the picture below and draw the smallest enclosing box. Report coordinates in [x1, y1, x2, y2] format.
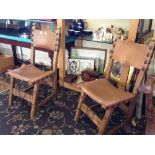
[105, 40, 154, 93]
[30, 23, 61, 71]
[75, 40, 154, 135]
[7, 23, 61, 119]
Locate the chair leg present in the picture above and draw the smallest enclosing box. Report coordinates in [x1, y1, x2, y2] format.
[74, 91, 86, 122]
[98, 107, 114, 135]
[53, 73, 57, 97]
[31, 82, 40, 119]
[9, 77, 15, 106]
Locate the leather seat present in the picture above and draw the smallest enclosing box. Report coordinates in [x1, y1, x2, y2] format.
[8, 64, 54, 83]
[80, 79, 135, 109]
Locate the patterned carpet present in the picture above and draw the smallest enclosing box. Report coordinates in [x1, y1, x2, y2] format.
[0, 73, 146, 135]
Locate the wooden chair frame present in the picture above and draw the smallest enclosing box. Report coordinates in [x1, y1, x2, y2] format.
[8, 23, 61, 119]
[74, 40, 154, 134]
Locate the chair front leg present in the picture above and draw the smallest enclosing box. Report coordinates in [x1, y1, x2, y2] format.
[31, 82, 40, 119]
[52, 72, 57, 97]
[99, 107, 114, 135]
[9, 77, 15, 106]
[74, 91, 86, 122]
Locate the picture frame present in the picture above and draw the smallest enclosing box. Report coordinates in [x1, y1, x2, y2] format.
[79, 59, 95, 74]
[67, 58, 95, 75]
[136, 19, 153, 43]
[67, 59, 80, 75]
[70, 47, 107, 73]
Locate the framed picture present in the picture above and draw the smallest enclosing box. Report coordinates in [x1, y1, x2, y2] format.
[111, 61, 122, 78]
[79, 59, 95, 74]
[70, 47, 107, 73]
[67, 59, 80, 75]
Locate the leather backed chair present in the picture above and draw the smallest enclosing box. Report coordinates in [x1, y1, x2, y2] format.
[74, 40, 154, 134]
[7, 23, 61, 119]
[139, 73, 155, 134]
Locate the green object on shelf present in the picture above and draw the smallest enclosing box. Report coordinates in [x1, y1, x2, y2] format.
[65, 36, 76, 44]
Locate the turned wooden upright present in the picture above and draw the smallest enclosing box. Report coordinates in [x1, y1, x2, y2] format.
[138, 41, 155, 134]
[139, 73, 155, 134]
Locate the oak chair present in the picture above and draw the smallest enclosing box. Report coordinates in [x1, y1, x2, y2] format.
[7, 23, 61, 119]
[138, 73, 155, 134]
[74, 39, 154, 135]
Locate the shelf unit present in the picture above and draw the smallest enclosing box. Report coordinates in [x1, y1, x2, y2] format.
[64, 46, 108, 92]
[58, 19, 140, 92]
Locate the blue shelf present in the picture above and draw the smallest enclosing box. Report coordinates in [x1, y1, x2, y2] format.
[66, 35, 113, 44]
[0, 34, 32, 43]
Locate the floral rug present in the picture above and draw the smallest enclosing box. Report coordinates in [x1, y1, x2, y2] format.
[0, 73, 146, 135]
[0, 79, 9, 94]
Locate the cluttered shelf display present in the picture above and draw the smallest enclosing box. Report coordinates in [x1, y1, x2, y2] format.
[64, 47, 126, 89]
[64, 47, 107, 90]
[0, 19, 56, 40]
[67, 19, 128, 43]
[0, 19, 32, 39]
[64, 20, 128, 91]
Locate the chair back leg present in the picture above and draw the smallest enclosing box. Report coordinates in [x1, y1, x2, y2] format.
[52, 73, 57, 96]
[9, 77, 15, 106]
[145, 93, 155, 134]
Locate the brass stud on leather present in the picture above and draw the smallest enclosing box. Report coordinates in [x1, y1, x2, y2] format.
[146, 53, 150, 57]
[149, 46, 153, 50]
[144, 60, 147, 64]
[110, 50, 113, 54]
